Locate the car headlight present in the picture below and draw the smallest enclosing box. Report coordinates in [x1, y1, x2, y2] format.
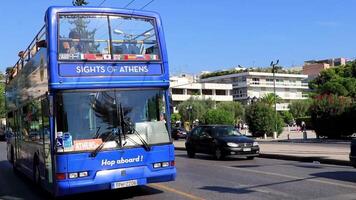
[253, 142, 259, 146]
[227, 142, 238, 147]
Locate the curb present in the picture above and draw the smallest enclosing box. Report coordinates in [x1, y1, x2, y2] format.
[174, 147, 351, 167]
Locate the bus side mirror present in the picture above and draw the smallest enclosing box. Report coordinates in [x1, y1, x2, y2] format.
[36, 40, 47, 48]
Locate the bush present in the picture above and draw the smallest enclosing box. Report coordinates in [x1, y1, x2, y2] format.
[170, 113, 181, 124]
[245, 102, 284, 137]
[202, 108, 235, 125]
[216, 101, 244, 122]
[310, 94, 355, 138]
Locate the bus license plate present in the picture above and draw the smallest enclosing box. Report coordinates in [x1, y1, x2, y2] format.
[243, 148, 251, 152]
[111, 180, 138, 189]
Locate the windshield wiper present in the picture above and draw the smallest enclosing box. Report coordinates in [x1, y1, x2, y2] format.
[90, 128, 122, 157]
[119, 103, 150, 151]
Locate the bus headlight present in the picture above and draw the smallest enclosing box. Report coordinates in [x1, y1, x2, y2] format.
[153, 163, 162, 168]
[69, 172, 78, 179]
[79, 171, 89, 177]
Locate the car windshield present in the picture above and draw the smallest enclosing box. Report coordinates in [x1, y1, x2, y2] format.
[212, 126, 241, 137]
[55, 89, 169, 152]
[58, 14, 160, 61]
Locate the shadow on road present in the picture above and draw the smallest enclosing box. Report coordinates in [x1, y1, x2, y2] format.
[199, 186, 253, 194]
[310, 171, 356, 183]
[0, 161, 164, 200]
[175, 153, 250, 161]
[60, 186, 163, 200]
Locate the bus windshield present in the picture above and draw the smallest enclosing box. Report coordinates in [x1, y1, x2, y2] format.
[58, 14, 160, 61]
[56, 89, 169, 152]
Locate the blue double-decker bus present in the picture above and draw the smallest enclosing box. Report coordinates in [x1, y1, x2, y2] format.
[6, 6, 175, 196]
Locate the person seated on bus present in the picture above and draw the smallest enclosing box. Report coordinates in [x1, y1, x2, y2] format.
[68, 30, 84, 54]
[128, 44, 140, 54]
[112, 43, 128, 54]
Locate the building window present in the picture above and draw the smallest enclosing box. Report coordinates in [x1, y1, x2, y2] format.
[172, 88, 184, 94]
[202, 89, 212, 95]
[187, 89, 200, 95]
[215, 90, 226, 96]
[252, 78, 259, 84]
[266, 78, 273, 82]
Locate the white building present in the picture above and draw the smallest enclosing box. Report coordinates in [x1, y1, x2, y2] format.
[200, 71, 308, 111]
[170, 74, 233, 113]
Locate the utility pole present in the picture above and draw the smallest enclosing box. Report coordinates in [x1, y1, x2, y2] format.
[270, 59, 279, 139]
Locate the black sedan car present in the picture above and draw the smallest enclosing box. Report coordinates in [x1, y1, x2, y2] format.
[171, 127, 187, 140]
[185, 125, 259, 160]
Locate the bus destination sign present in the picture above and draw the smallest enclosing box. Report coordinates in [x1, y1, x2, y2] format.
[59, 63, 162, 77]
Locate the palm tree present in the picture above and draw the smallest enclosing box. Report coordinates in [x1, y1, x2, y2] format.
[260, 93, 282, 107]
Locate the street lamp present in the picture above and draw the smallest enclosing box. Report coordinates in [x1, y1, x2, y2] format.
[186, 105, 193, 129]
[270, 59, 279, 139]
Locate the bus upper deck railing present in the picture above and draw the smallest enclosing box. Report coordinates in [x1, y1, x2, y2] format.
[6, 26, 46, 84]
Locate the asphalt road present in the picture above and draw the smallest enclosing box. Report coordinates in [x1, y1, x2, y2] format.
[1, 141, 356, 200]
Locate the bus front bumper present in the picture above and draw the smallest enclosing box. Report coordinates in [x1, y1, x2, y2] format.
[55, 166, 176, 196]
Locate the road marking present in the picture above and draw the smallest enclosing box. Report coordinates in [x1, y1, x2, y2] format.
[150, 183, 206, 200]
[222, 165, 356, 190]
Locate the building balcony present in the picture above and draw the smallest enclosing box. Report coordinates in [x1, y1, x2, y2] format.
[171, 94, 233, 102]
[233, 81, 308, 89]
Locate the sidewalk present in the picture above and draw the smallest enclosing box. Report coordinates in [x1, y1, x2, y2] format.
[173, 140, 352, 166]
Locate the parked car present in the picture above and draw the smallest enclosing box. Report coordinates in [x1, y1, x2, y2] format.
[350, 138, 356, 168]
[185, 125, 259, 160]
[171, 127, 187, 140]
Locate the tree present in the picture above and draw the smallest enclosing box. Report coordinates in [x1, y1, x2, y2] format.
[216, 101, 244, 122]
[260, 93, 282, 107]
[245, 102, 283, 137]
[288, 99, 311, 118]
[68, 18, 100, 53]
[177, 97, 213, 123]
[72, 0, 88, 6]
[279, 111, 294, 125]
[203, 109, 235, 125]
[309, 61, 356, 98]
[170, 113, 181, 124]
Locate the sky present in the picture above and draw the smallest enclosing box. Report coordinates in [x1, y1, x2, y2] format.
[0, 0, 355, 74]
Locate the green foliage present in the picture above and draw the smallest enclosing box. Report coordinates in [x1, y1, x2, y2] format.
[216, 101, 244, 122]
[245, 102, 283, 137]
[260, 93, 282, 107]
[310, 94, 355, 138]
[200, 67, 301, 79]
[288, 99, 312, 118]
[0, 82, 5, 118]
[309, 61, 356, 98]
[202, 108, 235, 125]
[170, 113, 181, 123]
[177, 97, 213, 123]
[72, 0, 88, 6]
[279, 111, 294, 125]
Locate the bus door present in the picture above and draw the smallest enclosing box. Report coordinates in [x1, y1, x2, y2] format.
[41, 97, 53, 187]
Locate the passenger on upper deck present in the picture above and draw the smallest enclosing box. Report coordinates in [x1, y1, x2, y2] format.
[68, 30, 84, 54]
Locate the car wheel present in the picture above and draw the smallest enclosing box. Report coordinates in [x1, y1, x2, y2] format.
[214, 148, 224, 160]
[187, 148, 195, 158]
[246, 156, 255, 160]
